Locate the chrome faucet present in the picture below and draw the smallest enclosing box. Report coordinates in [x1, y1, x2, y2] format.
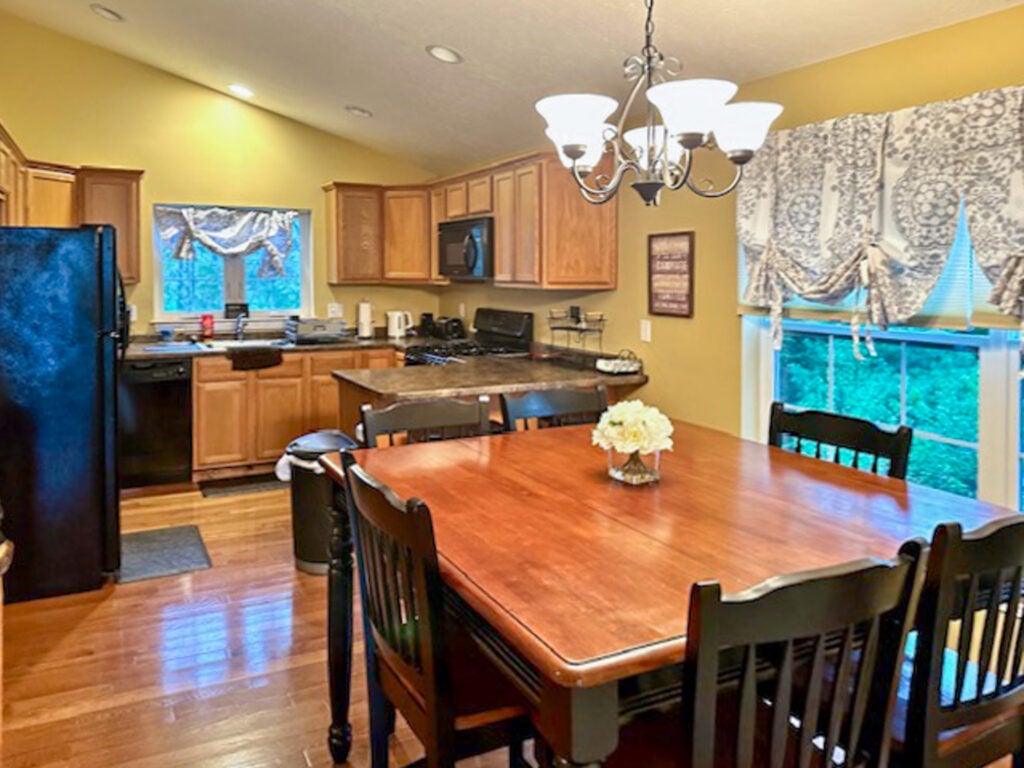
[234, 313, 249, 341]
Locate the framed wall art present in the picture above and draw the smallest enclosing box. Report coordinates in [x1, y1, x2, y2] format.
[648, 231, 694, 318]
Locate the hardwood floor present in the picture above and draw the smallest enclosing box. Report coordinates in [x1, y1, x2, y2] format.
[1, 488, 511, 767]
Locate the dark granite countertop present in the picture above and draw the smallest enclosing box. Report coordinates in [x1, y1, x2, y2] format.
[331, 356, 647, 399]
[124, 336, 430, 361]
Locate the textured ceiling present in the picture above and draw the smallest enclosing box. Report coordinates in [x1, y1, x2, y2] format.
[0, 0, 1019, 172]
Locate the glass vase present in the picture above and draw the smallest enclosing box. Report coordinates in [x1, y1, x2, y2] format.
[607, 450, 660, 486]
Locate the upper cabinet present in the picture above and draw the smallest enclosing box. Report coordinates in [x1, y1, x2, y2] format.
[324, 183, 384, 284]
[77, 167, 144, 284]
[323, 151, 618, 290]
[26, 165, 76, 227]
[383, 188, 430, 281]
[0, 124, 27, 226]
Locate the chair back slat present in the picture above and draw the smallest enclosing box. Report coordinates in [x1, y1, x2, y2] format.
[768, 401, 913, 480]
[500, 385, 607, 432]
[906, 517, 1024, 767]
[684, 545, 923, 768]
[362, 396, 491, 448]
[342, 453, 452, 732]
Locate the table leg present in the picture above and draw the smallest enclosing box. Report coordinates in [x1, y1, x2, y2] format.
[327, 488, 354, 764]
[538, 681, 619, 767]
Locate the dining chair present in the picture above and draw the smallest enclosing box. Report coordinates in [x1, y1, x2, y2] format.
[500, 385, 608, 432]
[898, 517, 1024, 768]
[361, 395, 491, 447]
[604, 543, 924, 768]
[342, 451, 530, 768]
[768, 401, 913, 479]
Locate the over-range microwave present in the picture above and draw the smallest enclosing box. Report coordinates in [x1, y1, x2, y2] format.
[438, 217, 493, 281]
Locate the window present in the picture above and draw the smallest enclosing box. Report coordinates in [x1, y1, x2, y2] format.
[776, 323, 981, 497]
[155, 204, 311, 317]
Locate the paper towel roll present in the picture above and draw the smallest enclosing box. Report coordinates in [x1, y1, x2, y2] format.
[357, 300, 374, 339]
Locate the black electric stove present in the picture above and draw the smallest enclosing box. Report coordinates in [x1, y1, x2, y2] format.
[405, 308, 533, 366]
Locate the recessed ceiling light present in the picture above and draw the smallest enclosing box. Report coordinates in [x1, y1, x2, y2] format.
[426, 45, 463, 65]
[90, 3, 124, 22]
[345, 105, 373, 119]
[228, 83, 254, 99]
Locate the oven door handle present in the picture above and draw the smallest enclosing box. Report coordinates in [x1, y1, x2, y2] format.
[463, 233, 479, 274]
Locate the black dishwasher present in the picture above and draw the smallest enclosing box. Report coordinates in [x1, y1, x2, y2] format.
[119, 358, 192, 488]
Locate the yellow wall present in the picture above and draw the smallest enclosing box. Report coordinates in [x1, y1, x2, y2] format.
[0, 11, 441, 333]
[441, 5, 1024, 435]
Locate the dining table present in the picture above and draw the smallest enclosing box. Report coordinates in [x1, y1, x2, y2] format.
[319, 420, 1016, 766]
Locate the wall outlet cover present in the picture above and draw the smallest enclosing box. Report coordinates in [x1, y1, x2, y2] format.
[327, 302, 344, 318]
[458, 302, 466, 318]
[640, 319, 652, 343]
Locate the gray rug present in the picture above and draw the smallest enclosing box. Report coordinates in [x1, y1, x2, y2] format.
[199, 474, 288, 498]
[118, 525, 212, 584]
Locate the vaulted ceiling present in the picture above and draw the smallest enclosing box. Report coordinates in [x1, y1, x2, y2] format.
[0, 0, 1018, 172]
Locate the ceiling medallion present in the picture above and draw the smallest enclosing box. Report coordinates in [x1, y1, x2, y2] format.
[535, 0, 782, 206]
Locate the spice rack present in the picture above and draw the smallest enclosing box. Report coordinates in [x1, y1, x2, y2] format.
[547, 309, 606, 351]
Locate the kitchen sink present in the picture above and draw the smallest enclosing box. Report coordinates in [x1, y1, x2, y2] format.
[202, 339, 292, 350]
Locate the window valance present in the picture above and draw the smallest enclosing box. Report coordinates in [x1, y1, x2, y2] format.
[155, 205, 297, 278]
[739, 86, 1024, 349]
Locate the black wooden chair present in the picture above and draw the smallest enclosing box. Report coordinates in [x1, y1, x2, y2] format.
[500, 385, 607, 432]
[361, 395, 491, 448]
[898, 517, 1024, 768]
[604, 544, 924, 768]
[768, 401, 913, 480]
[342, 451, 530, 768]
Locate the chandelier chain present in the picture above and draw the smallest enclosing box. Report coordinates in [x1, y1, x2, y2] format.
[641, 0, 657, 59]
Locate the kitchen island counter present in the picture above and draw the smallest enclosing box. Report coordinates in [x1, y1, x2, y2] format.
[332, 356, 647, 434]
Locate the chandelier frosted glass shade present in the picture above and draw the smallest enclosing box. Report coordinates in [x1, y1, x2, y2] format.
[623, 125, 683, 167]
[713, 102, 784, 156]
[645, 79, 738, 144]
[547, 123, 613, 170]
[535, 94, 618, 157]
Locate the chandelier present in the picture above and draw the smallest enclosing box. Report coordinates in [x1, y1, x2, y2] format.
[535, 0, 782, 206]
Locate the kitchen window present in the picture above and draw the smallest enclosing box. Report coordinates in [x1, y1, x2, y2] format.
[154, 204, 311, 317]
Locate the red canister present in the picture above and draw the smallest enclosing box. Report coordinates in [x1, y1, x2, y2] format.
[200, 313, 215, 339]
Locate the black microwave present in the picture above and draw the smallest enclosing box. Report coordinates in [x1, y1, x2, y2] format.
[438, 217, 493, 281]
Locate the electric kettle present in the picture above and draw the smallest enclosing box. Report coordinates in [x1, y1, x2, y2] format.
[386, 310, 413, 339]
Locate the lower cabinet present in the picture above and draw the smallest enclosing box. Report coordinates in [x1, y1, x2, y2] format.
[192, 348, 396, 478]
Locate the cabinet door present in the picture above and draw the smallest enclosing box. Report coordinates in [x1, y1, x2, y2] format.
[26, 167, 76, 227]
[542, 156, 618, 288]
[358, 349, 397, 369]
[467, 176, 492, 214]
[445, 182, 468, 219]
[310, 375, 341, 430]
[77, 168, 143, 284]
[326, 184, 383, 284]
[513, 163, 541, 284]
[252, 376, 307, 461]
[492, 170, 515, 283]
[430, 187, 445, 281]
[193, 380, 249, 468]
[383, 189, 430, 281]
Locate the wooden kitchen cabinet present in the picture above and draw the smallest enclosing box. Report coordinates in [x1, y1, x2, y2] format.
[444, 181, 468, 219]
[193, 378, 250, 468]
[309, 351, 358, 430]
[466, 175, 492, 214]
[26, 165, 76, 227]
[358, 348, 398, 369]
[492, 170, 515, 282]
[383, 188, 431, 281]
[324, 183, 384, 284]
[76, 167, 144, 284]
[252, 377, 307, 461]
[429, 186, 445, 281]
[0, 124, 27, 226]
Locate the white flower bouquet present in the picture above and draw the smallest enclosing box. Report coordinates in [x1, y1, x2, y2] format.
[592, 400, 673, 485]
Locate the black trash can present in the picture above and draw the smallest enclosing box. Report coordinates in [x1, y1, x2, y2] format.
[286, 429, 359, 574]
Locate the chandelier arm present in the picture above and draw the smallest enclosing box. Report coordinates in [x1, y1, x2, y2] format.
[684, 164, 745, 198]
[662, 150, 694, 191]
[571, 158, 636, 199]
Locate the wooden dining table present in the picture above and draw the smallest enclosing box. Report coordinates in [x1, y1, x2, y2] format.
[319, 420, 1017, 766]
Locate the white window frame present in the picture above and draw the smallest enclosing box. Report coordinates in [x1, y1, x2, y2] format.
[741, 316, 1021, 509]
[153, 204, 314, 324]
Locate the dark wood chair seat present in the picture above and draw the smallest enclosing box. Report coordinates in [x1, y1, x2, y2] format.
[500, 385, 607, 432]
[768, 401, 913, 479]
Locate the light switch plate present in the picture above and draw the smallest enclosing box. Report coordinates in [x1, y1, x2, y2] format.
[327, 302, 344, 319]
[458, 302, 466, 318]
[640, 318, 652, 343]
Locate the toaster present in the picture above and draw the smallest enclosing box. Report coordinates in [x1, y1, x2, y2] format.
[435, 316, 467, 340]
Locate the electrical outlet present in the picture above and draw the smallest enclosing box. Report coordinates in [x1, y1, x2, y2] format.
[327, 302, 343, 319]
[128, 303, 138, 322]
[640, 318, 652, 343]
[458, 302, 466, 318]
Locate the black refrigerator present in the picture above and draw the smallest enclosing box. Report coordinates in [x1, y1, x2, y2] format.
[0, 226, 126, 602]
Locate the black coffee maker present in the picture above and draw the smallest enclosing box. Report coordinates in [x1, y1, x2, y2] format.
[418, 312, 437, 338]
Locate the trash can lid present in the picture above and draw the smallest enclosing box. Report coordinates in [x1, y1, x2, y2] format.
[287, 429, 359, 461]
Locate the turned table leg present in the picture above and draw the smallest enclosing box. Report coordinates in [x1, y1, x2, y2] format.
[327, 487, 354, 764]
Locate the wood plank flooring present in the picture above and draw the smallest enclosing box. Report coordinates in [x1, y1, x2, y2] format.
[2, 488, 511, 767]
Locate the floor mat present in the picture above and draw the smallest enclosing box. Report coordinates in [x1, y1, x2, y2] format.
[118, 525, 212, 583]
[199, 474, 288, 497]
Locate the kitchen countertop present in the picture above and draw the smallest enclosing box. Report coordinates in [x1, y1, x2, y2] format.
[124, 337, 420, 361]
[331, 356, 647, 399]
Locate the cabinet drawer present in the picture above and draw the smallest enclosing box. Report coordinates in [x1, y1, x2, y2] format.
[195, 356, 247, 382]
[311, 350, 359, 375]
[255, 354, 306, 379]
